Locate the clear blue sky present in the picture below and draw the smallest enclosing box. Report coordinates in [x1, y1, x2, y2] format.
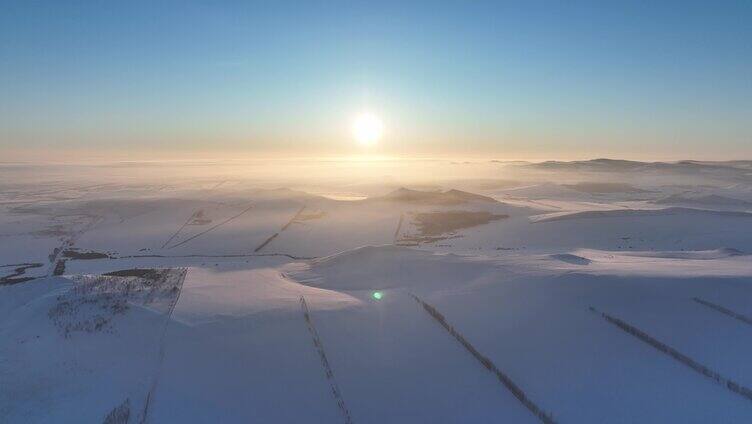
[1, 1, 751, 160]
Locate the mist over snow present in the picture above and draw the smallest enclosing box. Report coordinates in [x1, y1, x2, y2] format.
[3, 159, 752, 423]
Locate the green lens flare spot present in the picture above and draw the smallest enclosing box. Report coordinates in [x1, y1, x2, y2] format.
[372, 291, 383, 300]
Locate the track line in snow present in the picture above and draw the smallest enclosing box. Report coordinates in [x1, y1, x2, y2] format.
[161, 180, 230, 248]
[393, 213, 404, 242]
[253, 233, 279, 253]
[167, 204, 254, 249]
[109, 252, 316, 260]
[254, 204, 305, 253]
[410, 293, 556, 424]
[300, 296, 354, 424]
[139, 268, 188, 424]
[209, 180, 227, 191]
[161, 210, 196, 249]
[589, 306, 752, 403]
[281, 204, 306, 232]
[692, 297, 752, 328]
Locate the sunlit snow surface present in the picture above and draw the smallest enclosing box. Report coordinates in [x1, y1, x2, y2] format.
[3, 159, 752, 423]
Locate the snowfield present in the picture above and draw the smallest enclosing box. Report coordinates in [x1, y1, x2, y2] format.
[2, 159, 752, 423]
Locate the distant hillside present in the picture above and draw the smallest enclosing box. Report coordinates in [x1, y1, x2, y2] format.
[563, 182, 649, 194]
[519, 159, 752, 176]
[526, 158, 646, 172]
[368, 187, 498, 205]
[654, 193, 752, 207]
[250, 187, 323, 200]
[533, 207, 752, 223]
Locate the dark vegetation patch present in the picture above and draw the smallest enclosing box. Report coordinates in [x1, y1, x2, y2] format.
[49, 247, 61, 263]
[0, 276, 36, 285]
[103, 398, 130, 424]
[49, 269, 182, 338]
[0, 262, 43, 285]
[104, 268, 164, 280]
[48, 289, 129, 337]
[396, 235, 462, 246]
[550, 253, 591, 265]
[413, 211, 508, 236]
[63, 249, 111, 260]
[53, 260, 66, 276]
[374, 188, 498, 205]
[397, 211, 508, 245]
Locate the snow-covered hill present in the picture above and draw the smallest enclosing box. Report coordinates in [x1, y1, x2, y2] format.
[3, 160, 752, 423]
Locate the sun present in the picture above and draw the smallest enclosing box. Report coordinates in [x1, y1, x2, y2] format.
[352, 112, 383, 146]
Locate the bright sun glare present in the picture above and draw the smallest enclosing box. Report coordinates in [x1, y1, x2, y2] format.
[352, 113, 383, 146]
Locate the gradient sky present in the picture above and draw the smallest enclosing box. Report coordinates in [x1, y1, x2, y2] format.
[1, 1, 751, 161]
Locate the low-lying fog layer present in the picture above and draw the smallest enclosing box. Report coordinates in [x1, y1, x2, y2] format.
[3, 158, 752, 423]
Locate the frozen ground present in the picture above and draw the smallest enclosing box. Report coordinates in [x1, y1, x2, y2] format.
[2, 159, 752, 423]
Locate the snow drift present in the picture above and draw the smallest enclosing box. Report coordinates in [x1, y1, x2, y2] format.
[284, 245, 494, 290]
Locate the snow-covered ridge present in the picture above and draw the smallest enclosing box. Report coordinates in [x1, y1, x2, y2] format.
[5, 160, 752, 422]
[531, 207, 752, 223]
[367, 187, 498, 205]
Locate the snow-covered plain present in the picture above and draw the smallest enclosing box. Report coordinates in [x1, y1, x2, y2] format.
[2, 159, 752, 423]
